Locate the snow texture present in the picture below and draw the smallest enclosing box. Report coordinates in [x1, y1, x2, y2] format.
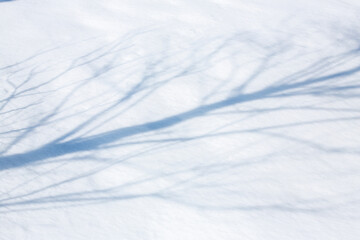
[1, 0, 360, 239]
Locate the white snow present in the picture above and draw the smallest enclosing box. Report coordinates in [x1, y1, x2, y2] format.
[1, 0, 360, 239]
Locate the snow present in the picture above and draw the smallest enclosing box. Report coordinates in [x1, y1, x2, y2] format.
[1, 0, 360, 239]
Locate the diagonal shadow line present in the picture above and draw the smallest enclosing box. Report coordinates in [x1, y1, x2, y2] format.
[1, 63, 360, 171]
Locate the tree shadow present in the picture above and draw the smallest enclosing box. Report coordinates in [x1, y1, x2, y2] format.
[1, 30, 360, 215]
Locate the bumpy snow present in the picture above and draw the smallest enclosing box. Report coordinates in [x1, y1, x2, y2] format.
[1, 0, 360, 239]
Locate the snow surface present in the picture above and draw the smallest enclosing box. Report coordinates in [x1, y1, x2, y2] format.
[1, 0, 360, 239]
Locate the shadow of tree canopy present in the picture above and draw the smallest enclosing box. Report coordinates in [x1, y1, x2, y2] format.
[1, 30, 360, 214]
